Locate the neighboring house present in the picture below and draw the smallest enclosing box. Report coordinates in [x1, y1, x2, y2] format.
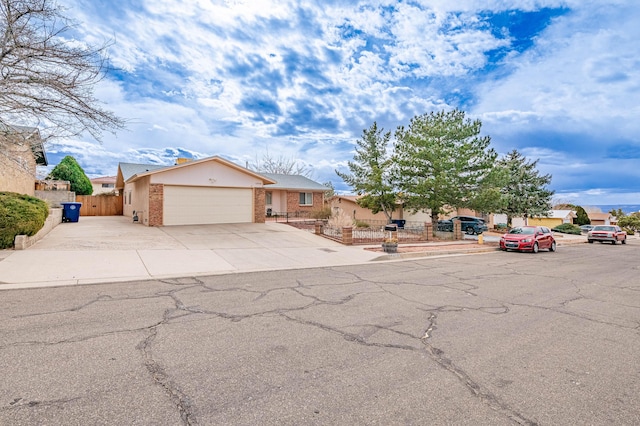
[90, 176, 117, 195]
[528, 210, 576, 228]
[0, 125, 47, 195]
[587, 212, 614, 226]
[327, 197, 503, 227]
[327, 195, 390, 222]
[260, 173, 327, 217]
[116, 156, 276, 226]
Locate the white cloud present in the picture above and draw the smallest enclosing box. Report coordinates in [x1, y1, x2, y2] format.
[45, 0, 639, 206]
[473, 2, 640, 138]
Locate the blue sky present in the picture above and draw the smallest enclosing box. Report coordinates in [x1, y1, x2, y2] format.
[44, 0, 640, 206]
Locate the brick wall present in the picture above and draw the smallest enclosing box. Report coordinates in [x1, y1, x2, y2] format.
[148, 184, 164, 226]
[254, 187, 265, 223]
[286, 191, 323, 214]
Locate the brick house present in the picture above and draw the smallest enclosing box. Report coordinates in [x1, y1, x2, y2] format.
[260, 173, 327, 218]
[116, 156, 276, 226]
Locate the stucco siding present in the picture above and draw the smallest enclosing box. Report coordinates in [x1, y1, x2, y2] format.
[150, 161, 262, 188]
[0, 141, 37, 195]
[528, 217, 563, 228]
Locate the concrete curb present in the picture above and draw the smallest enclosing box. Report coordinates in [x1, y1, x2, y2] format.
[370, 237, 588, 262]
[372, 246, 501, 261]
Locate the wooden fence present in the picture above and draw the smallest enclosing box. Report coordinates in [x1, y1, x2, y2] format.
[76, 195, 123, 216]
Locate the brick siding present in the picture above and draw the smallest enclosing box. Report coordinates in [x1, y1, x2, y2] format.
[148, 184, 164, 226]
[286, 191, 324, 214]
[254, 187, 265, 223]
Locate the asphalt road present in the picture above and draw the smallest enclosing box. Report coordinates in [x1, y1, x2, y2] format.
[1, 241, 639, 425]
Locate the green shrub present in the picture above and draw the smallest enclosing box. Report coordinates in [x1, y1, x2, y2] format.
[0, 192, 49, 249]
[354, 219, 370, 228]
[552, 223, 582, 235]
[574, 205, 591, 226]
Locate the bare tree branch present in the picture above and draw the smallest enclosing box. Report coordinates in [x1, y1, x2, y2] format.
[249, 149, 314, 178]
[0, 0, 125, 145]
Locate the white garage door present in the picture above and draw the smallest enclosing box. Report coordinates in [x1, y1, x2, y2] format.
[163, 186, 253, 225]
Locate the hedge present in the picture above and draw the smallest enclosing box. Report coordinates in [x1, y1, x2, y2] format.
[0, 192, 49, 249]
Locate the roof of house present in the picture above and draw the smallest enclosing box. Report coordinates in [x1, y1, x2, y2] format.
[329, 195, 360, 202]
[90, 176, 116, 184]
[587, 212, 612, 220]
[0, 124, 47, 166]
[117, 156, 277, 186]
[261, 173, 327, 191]
[118, 162, 168, 182]
[546, 209, 577, 219]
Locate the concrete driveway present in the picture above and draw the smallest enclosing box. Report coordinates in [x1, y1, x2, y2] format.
[0, 217, 381, 289]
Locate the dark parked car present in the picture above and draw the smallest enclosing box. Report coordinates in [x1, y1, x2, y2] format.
[437, 216, 488, 234]
[580, 225, 594, 233]
[500, 226, 556, 253]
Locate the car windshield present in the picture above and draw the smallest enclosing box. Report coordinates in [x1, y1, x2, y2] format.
[593, 226, 615, 231]
[508, 227, 535, 235]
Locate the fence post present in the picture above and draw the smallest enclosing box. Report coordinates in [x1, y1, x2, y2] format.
[342, 226, 353, 245]
[315, 221, 323, 235]
[424, 222, 433, 241]
[454, 220, 463, 240]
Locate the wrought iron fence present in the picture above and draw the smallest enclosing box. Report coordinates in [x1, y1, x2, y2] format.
[285, 217, 461, 245]
[265, 211, 318, 223]
[321, 225, 343, 242]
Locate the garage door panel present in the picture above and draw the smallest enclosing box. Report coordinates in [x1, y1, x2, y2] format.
[164, 186, 252, 225]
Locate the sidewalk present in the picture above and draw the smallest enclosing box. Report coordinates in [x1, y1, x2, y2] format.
[0, 217, 587, 290]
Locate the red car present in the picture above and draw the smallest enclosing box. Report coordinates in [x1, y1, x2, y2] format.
[500, 226, 556, 253]
[587, 225, 627, 244]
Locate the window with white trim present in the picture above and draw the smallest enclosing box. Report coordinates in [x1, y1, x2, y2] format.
[265, 191, 272, 205]
[299, 192, 313, 206]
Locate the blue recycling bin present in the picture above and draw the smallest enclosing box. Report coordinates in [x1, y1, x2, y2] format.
[60, 202, 82, 222]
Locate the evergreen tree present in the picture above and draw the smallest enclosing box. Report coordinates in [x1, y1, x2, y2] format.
[393, 109, 497, 234]
[609, 208, 625, 219]
[47, 156, 93, 195]
[574, 205, 591, 226]
[336, 122, 397, 222]
[618, 212, 640, 233]
[494, 150, 554, 226]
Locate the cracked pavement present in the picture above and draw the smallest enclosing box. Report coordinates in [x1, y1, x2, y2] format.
[1, 242, 639, 425]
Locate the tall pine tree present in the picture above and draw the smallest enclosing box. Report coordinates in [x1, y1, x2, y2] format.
[494, 150, 554, 226]
[393, 109, 497, 234]
[336, 122, 397, 222]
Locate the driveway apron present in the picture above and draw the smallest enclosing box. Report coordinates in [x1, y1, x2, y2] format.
[0, 216, 380, 289]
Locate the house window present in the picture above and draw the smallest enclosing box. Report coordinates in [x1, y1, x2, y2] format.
[127, 191, 132, 205]
[101, 183, 115, 188]
[265, 191, 272, 205]
[299, 192, 313, 206]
